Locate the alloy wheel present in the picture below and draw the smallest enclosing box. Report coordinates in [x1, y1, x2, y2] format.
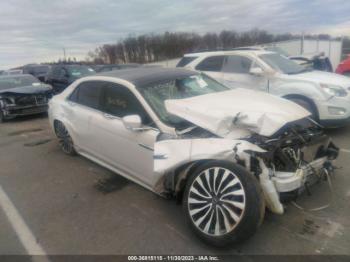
[187, 167, 246, 236]
[55, 122, 75, 154]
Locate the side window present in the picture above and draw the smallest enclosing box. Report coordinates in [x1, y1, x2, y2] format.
[68, 86, 79, 102]
[222, 55, 253, 74]
[52, 67, 61, 78]
[58, 68, 67, 78]
[69, 81, 104, 109]
[195, 56, 224, 72]
[101, 84, 152, 125]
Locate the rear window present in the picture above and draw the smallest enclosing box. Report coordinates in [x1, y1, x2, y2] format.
[195, 56, 224, 72]
[69, 81, 104, 109]
[176, 56, 198, 67]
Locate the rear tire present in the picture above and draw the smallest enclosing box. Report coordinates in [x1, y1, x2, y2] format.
[0, 110, 5, 123]
[54, 121, 76, 155]
[183, 160, 265, 247]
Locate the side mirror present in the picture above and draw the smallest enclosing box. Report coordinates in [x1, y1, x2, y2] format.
[122, 115, 142, 131]
[249, 67, 264, 76]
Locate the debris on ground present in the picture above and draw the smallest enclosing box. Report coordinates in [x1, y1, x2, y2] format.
[24, 138, 52, 147]
[94, 175, 129, 194]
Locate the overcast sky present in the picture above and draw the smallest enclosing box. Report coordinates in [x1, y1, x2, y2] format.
[1, 0, 350, 69]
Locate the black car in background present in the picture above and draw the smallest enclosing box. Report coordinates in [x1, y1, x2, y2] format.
[289, 54, 333, 72]
[0, 74, 53, 122]
[96, 63, 140, 73]
[22, 64, 51, 82]
[45, 65, 95, 93]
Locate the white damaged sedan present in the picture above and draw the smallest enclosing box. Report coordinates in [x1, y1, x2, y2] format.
[48, 67, 339, 246]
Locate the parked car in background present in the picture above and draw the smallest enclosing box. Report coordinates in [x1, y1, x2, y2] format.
[336, 55, 350, 76]
[49, 67, 338, 246]
[96, 63, 140, 73]
[179, 50, 350, 127]
[264, 47, 333, 72]
[289, 53, 333, 72]
[0, 74, 53, 122]
[22, 64, 51, 82]
[45, 64, 95, 93]
[1, 69, 23, 75]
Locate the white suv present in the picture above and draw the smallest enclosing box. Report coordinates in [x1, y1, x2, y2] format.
[178, 50, 350, 126]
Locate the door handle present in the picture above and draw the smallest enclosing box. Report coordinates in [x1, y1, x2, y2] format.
[138, 143, 154, 151]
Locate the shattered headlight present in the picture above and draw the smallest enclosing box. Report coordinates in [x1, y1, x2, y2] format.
[1, 97, 15, 106]
[320, 83, 347, 97]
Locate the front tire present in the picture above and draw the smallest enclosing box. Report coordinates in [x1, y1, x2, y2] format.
[183, 161, 265, 246]
[54, 121, 76, 155]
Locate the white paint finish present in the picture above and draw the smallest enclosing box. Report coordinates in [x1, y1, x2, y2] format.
[165, 89, 310, 137]
[0, 185, 47, 256]
[154, 138, 265, 175]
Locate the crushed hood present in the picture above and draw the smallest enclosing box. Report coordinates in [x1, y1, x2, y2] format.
[165, 89, 311, 137]
[0, 84, 52, 95]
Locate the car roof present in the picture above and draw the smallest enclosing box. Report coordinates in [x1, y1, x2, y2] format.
[101, 63, 140, 67]
[184, 49, 273, 57]
[97, 67, 198, 87]
[0, 74, 33, 78]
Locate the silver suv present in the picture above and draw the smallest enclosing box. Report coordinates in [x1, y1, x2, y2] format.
[49, 67, 338, 246]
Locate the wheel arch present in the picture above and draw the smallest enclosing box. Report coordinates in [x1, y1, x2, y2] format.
[168, 159, 250, 203]
[52, 118, 77, 144]
[282, 93, 320, 121]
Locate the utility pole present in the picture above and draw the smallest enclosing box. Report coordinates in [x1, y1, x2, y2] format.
[300, 32, 304, 55]
[63, 47, 66, 62]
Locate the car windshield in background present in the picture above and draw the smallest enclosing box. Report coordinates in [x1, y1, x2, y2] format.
[137, 73, 229, 128]
[0, 75, 40, 90]
[259, 53, 308, 74]
[67, 66, 95, 77]
[31, 66, 50, 74]
[264, 47, 290, 57]
[176, 56, 198, 67]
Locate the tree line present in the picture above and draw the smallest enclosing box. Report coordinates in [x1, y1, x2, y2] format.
[85, 29, 345, 64]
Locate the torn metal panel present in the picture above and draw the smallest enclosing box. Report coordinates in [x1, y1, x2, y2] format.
[154, 138, 265, 175]
[165, 89, 311, 137]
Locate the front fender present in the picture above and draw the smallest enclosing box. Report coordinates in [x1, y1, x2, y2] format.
[153, 138, 266, 194]
[271, 80, 326, 101]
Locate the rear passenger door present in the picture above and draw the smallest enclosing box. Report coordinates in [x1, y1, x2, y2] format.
[66, 81, 104, 153]
[90, 82, 159, 188]
[195, 56, 225, 85]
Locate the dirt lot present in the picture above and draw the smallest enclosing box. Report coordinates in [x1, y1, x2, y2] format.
[0, 115, 349, 255]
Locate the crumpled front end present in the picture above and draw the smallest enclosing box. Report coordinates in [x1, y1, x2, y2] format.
[154, 122, 339, 214]
[0, 92, 52, 119]
[245, 122, 339, 213]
